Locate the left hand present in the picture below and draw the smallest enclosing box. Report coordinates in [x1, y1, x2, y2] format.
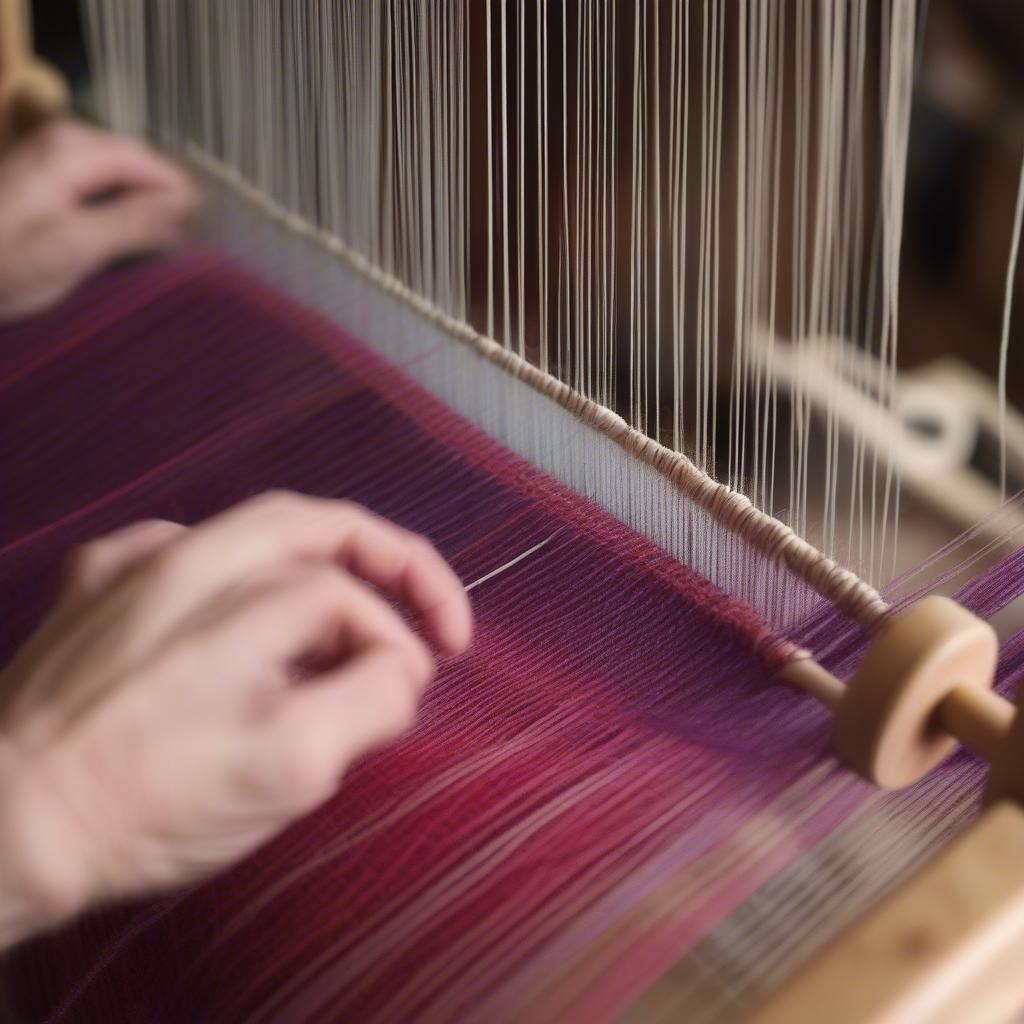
[0, 120, 199, 320]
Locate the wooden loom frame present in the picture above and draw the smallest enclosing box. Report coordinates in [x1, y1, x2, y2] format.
[4, 4, 1024, 1021]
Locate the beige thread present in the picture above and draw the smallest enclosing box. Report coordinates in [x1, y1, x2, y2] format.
[188, 146, 889, 633]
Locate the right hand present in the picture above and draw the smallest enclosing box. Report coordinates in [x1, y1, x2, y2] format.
[0, 492, 472, 948]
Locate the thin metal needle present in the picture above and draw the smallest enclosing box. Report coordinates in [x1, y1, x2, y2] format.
[464, 530, 564, 592]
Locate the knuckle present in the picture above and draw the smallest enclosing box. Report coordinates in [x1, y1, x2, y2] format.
[321, 496, 361, 528]
[410, 534, 441, 564]
[65, 538, 106, 583]
[134, 519, 185, 545]
[146, 538, 185, 575]
[249, 489, 301, 512]
[279, 562, 346, 609]
[234, 489, 310, 526]
[308, 566, 351, 604]
[142, 540, 195, 592]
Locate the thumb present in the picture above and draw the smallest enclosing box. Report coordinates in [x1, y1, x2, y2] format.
[65, 520, 187, 599]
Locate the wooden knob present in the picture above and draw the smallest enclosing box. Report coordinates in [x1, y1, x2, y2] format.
[0, 61, 68, 151]
[835, 596, 999, 788]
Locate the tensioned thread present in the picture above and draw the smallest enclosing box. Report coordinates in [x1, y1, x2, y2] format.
[188, 146, 889, 634]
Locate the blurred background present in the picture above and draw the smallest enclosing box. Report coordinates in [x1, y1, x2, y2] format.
[29, 0, 1024, 396]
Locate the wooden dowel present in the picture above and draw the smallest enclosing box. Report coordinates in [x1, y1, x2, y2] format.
[0, 0, 29, 77]
[778, 598, 1017, 784]
[0, 0, 67, 151]
[938, 685, 1015, 765]
[744, 801, 1024, 1024]
[779, 657, 845, 710]
[784, 649, 1017, 770]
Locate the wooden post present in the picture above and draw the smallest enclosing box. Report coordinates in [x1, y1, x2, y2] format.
[0, 0, 30, 77]
[0, 0, 67, 150]
[745, 801, 1024, 1024]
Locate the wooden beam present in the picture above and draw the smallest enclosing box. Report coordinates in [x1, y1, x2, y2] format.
[745, 801, 1024, 1024]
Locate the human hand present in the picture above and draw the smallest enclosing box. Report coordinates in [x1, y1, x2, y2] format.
[0, 120, 198, 320]
[0, 493, 472, 948]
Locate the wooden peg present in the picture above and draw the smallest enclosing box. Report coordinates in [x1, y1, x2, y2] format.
[983, 672, 1024, 806]
[834, 596, 1001, 788]
[0, 0, 67, 151]
[759, 605, 1024, 1023]
[782, 596, 1017, 790]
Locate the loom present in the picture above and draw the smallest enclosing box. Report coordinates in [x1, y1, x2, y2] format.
[2, 0, 1024, 1020]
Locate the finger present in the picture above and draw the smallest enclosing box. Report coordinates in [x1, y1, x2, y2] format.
[15, 187, 197, 313]
[189, 565, 435, 694]
[339, 518, 474, 656]
[171, 492, 473, 654]
[54, 564, 434, 736]
[255, 648, 429, 810]
[70, 186, 197, 268]
[65, 520, 186, 597]
[38, 121, 194, 199]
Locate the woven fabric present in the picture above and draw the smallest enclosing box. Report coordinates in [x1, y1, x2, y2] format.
[1, 252, 869, 1022]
